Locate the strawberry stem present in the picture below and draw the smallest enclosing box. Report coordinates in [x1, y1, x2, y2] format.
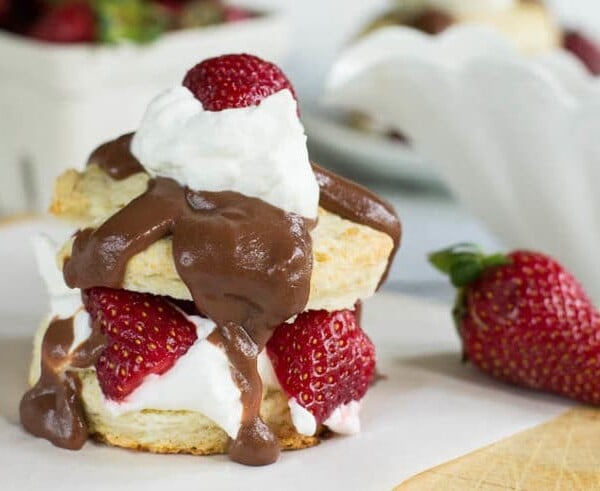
[428, 243, 510, 288]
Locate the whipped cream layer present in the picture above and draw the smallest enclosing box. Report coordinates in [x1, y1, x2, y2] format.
[396, 0, 516, 16]
[34, 236, 365, 439]
[131, 88, 319, 220]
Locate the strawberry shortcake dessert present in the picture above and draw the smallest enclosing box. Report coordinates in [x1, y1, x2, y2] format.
[20, 54, 401, 466]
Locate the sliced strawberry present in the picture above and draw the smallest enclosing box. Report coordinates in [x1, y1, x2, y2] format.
[28, 2, 96, 43]
[83, 287, 198, 401]
[266, 310, 376, 424]
[182, 53, 297, 112]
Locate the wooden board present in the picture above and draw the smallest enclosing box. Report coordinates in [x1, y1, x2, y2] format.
[396, 408, 600, 490]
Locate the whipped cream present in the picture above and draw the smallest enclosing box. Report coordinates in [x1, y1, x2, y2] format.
[33, 235, 83, 320]
[289, 398, 364, 437]
[324, 401, 362, 435]
[131, 88, 319, 219]
[397, 0, 516, 16]
[288, 398, 318, 436]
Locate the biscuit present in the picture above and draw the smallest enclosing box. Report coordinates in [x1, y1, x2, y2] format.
[53, 166, 395, 312]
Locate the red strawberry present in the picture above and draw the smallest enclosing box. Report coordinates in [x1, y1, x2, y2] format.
[564, 30, 600, 76]
[182, 53, 297, 112]
[223, 6, 253, 23]
[83, 287, 198, 401]
[267, 310, 375, 424]
[29, 2, 96, 43]
[430, 244, 600, 404]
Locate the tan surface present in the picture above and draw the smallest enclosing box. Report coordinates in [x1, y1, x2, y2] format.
[396, 408, 600, 490]
[52, 165, 395, 312]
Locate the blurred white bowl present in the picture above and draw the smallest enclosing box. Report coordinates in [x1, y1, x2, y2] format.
[324, 25, 600, 300]
[0, 12, 290, 214]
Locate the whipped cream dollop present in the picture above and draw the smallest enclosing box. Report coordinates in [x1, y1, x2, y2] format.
[397, 0, 516, 16]
[289, 398, 363, 437]
[131, 88, 319, 219]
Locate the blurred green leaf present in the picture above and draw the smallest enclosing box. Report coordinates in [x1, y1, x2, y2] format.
[96, 0, 167, 44]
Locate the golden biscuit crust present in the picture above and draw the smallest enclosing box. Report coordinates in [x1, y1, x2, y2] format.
[53, 166, 394, 312]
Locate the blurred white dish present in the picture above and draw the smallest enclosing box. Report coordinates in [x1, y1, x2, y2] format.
[303, 110, 441, 186]
[0, 13, 290, 214]
[324, 25, 600, 300]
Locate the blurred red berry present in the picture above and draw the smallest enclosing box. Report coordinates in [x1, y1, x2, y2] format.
[223, 6, 253, 23]
[565, 30, 600, 76]
[29, 2, 96, 43]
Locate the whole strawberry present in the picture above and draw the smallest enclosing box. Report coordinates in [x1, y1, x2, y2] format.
[183, 53, 297, 112]
[83, 287, 198, 400]
[430, 244, 600, 404]
[267, 309, 375, 425]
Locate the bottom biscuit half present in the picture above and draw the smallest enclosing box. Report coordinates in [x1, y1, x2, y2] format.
[77, 370, 321, 456]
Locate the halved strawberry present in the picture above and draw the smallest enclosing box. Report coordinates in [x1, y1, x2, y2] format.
[182, 53, 297, 112]
[83, 288, 198, 401]
[266, 310, 375, 424]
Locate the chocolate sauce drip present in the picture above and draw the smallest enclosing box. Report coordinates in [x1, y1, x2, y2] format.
[312, 164, 401, 284]
[87, 133, 144, 180]
[63, 177, 313, 465]
[19, 317, 106, 450]
[210, 324, 279, 465]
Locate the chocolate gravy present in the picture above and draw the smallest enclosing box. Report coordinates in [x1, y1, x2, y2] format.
[88, 133, 144, 180]
[312, 164, 401, 284]
[63, 177, 313, 465]
[19, 317, 105, 450]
